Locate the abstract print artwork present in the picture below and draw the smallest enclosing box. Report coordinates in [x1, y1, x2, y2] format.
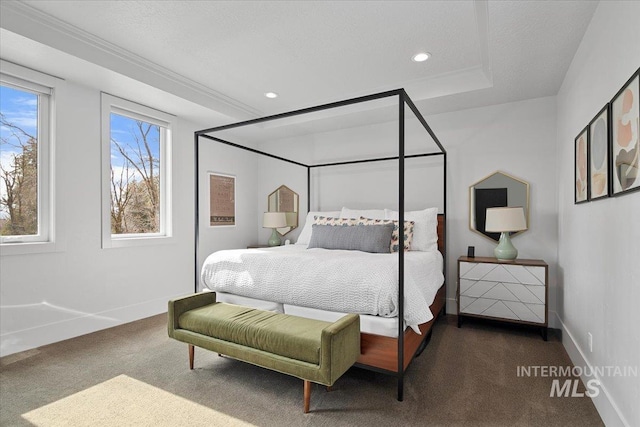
[588, 105, 609, 200]
[575, 127, 589, 204]
[611, 70, 640, 195]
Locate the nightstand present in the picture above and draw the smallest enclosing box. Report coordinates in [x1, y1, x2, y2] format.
[246, 245, 270, 249]
[457, 256, 548, 340]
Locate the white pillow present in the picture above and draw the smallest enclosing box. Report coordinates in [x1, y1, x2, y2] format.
[340, 207, 386, 220]
[385, 207, 438, 252]
[296, 211, 341, 245]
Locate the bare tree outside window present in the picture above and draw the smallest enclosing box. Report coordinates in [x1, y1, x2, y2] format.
[0, 86, 39, 237]
[109, 113, 161, 234]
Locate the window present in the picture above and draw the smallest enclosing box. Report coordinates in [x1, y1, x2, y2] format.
[0, 67, 53, 247]
[101, 94, 173, 248]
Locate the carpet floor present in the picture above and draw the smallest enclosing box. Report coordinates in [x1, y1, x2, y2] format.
[0, 314, 603, 426]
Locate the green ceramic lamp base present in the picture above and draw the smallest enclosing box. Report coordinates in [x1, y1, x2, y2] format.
[494, 232, 518, 260]
[268, 228, 281, 247]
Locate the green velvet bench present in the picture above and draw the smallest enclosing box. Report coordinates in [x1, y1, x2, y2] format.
[168, 292, 360, 413]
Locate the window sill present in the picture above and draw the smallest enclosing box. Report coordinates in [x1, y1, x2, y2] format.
[102, 235, 174, 249]
[0, 241, 57, 256]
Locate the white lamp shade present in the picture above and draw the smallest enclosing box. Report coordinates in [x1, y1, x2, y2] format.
[263, 212, 287, 228]
[284, 211, 297, 226]
[485, 207, 527, 232]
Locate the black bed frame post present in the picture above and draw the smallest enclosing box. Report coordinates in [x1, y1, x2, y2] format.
[401, 93, 448, 313]
[307, 167, 311, 213]
[194, 132, 200, 293]
[443, 151, 447, 312]
[397, 91, 406, 402]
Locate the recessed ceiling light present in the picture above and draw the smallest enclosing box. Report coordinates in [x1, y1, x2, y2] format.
[264, 92, 278, 99]
[412, 52, 431, 62]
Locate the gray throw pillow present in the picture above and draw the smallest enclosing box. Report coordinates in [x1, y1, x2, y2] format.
[308, 224, 394, 253]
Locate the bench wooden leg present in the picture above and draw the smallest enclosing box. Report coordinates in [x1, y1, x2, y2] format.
[303, 380, 311, 413]
[189, 344, 194, 370]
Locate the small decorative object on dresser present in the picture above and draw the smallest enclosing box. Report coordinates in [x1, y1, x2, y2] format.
[457, 256, 548, 340]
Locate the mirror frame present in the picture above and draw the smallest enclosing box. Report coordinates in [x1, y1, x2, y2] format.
[469, 171, 530, 242]
[268, 185, 299, 236]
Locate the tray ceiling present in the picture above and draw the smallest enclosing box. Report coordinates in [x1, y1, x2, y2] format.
[0, 1, 597, 124]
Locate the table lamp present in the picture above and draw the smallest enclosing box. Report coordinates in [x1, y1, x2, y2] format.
[485, 207, 527, 261]
[263, 212, 287, 246]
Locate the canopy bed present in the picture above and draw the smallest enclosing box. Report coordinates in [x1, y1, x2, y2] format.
[194, 89, 447, 401]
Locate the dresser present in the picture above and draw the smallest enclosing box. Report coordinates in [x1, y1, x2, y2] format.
[457, 256, 548, 340]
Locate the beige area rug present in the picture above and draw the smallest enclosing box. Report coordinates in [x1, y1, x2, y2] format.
[22, 374, 255, 427]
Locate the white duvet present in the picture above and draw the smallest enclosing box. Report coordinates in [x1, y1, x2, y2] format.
[200, 245, 444, 331]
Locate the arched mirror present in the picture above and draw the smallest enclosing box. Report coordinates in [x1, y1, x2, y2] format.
[268, 185, 299, 236]
[469, 171, 529, 242]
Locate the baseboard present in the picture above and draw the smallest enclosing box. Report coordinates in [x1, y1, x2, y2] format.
[0, 295, 176, 358]
[557, 312, 629, 427]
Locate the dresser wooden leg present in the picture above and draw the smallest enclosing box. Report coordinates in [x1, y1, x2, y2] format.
[303, 380, 311, 413]
[189, 344, 194, 370]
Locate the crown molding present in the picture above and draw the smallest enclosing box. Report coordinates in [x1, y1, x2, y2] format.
[0, 1, 261, 120]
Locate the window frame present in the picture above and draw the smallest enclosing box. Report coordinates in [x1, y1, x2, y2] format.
[100, 93, 174, 249]
[0, 61, 58, 255]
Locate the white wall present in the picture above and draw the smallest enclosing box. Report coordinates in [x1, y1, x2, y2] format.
[311, 156, 444, 213]
[195, 140, 309, 272]
[256, 96, 559, 319]
[262, 115, 445, 205]
[197, 141, 259, 276]
[428, 97, 559, 315]
[556, 2, 640, 426]
[307, 116, 445, 215]
[0, 78, 198, 357]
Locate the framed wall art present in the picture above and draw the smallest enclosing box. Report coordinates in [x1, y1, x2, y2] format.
[588, 104, 610, 201]
[575, 127, 589, 204]
[610, 68, 640, 196]
[209, 172, 236, 226]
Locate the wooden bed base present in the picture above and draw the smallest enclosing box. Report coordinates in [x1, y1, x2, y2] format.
[356, 214, 446, 373]
[356, 283, 446, 372]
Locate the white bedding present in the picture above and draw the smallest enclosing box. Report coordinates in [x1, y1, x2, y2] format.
[200, 245, 444, 331]
[213, 292, 402, 337]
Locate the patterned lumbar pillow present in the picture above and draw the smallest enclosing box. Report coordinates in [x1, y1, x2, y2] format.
[313, 216, 357, 226]
[385, 207, 438, 252]
[357, 217, 414, 252]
